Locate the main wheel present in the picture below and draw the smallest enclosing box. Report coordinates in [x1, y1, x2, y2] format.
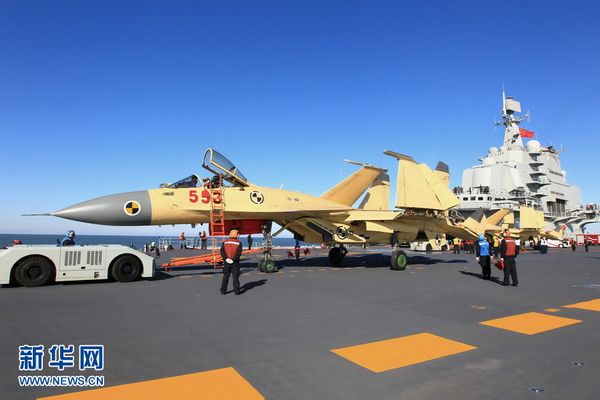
[263, 260, 277, 273]
[15, 257, 54, 287]
[111, 255, 142, 282]
[390, 250, 408, 271]
[257, 259, 265, 272]
[328, 248, 343, 266]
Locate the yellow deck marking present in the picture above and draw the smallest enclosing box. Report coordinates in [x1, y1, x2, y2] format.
[200, 275, 212, 278]
[306, 269, 313, 272]
[290, 270, 299, 273]
[480, 312, 581, 335]
[563, 298, 600, 312]
[331, 333, 476, 373]
[39, 367, 264, 400]
[319, 268, 327, 271]
[545, 308, 561, 313]
[177, 276, 193, 279]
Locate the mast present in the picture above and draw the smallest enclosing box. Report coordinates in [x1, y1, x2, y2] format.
[498, 90, 529, 150]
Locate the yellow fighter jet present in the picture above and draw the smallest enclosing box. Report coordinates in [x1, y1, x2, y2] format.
[460, 206, 566, 244]
[45, 148, 474, 271]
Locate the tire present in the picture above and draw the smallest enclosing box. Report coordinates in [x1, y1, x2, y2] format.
[441, 244, 448, 251]
[425, 243, 433, 252]
[111, 255, 142, 282]
[257, 259, 265, 272]
[328, 248, 343, 266]
[263, 260, 277, 273]
[14, 257, 54, 287]
[390, 250, 408, 271]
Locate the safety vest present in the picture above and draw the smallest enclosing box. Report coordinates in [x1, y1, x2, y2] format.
[179, 233, 185, 240]
[223, 239, 241, 259]
[478, 240, 490, 256]
[453, 238, 460, 245]
[504, 238, 517, 256]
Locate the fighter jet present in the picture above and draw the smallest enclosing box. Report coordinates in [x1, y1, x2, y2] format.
[459, 206, 566, 244]
[37, 148, 475, 271]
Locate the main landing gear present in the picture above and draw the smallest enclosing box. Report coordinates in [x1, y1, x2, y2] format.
[390, 249, 408, 270]
[328, 245, 347, 266]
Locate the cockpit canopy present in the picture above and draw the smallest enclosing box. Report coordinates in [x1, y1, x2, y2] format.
[202, 148, 249, 187]
[160, 174, 200, 189]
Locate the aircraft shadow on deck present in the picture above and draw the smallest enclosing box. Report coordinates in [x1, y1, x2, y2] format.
[276, 253, 469, 269]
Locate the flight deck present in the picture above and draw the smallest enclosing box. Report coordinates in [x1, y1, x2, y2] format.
[1, 247, 599, 400]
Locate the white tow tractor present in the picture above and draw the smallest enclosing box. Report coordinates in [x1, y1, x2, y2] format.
[0, 245, 155, 287]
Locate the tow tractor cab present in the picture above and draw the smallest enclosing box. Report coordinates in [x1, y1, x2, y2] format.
[0, 244, 155, 287]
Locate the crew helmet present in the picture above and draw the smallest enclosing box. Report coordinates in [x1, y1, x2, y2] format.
[67, 230, 76, 239]
[478, 234, 485, 241]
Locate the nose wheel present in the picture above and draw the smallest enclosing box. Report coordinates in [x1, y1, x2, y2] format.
[258, 226, 278, 273]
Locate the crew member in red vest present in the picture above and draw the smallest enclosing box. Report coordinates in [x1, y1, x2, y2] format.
[220, 229, 243, 295]
[500, 230, 520, 287]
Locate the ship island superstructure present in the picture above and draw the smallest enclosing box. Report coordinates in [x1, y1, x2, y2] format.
[454, 92, 600, 238]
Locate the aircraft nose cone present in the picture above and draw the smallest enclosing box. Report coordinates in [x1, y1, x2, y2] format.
[54, 191, 152, 225]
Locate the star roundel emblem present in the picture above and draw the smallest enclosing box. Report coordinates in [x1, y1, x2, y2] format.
[124, 200, 141, 216]
[336, 226, 348, 240]
[250, 191, 264, 204]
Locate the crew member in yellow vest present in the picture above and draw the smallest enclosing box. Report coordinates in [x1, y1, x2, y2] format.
[453, 237, 460, 254]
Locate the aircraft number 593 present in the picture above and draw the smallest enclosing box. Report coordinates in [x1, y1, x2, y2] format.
[189, 189, 222, 204]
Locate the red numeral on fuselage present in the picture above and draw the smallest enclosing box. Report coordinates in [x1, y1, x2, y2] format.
[191, 189, 222, 204]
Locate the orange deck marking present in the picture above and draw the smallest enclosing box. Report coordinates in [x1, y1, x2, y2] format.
[331, 333, 476, 373]
[563, 298, 600, 312]
[545, 308, 561, 313]
[480, 312, 581, 335]
[39, 367, 264, 400]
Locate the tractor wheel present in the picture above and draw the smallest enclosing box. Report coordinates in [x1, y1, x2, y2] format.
[111, 255, 142, 282]
[15, 257, 54, 287]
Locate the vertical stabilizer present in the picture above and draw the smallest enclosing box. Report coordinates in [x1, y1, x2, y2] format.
[519, 206, 546, 229]
[384, 150, 460, 211]
[321, 162, 387, 207]
[358, 173, 390, 210]
[433, 162, 450, 187]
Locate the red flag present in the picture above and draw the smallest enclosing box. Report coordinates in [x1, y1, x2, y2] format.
[519, 127, 535, 138]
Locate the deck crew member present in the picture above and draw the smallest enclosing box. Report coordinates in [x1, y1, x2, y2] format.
[453, 237, 461, 254]
[179, 232, 186, 249]
[60, 230, 76, 247]
[247, 234, 253, 250]
[492, 236, 500, 258]
[220, 229, 243, 295]
[200, 231, 207, 249]
[539, 237, 548, 254]
[500, 230, 519, 287]
[475, 234, 492, 279]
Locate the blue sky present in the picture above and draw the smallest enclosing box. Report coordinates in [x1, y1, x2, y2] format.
[1, 0, 599, 236]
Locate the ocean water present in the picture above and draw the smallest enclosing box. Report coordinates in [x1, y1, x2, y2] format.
[0, 234, 301, 249]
